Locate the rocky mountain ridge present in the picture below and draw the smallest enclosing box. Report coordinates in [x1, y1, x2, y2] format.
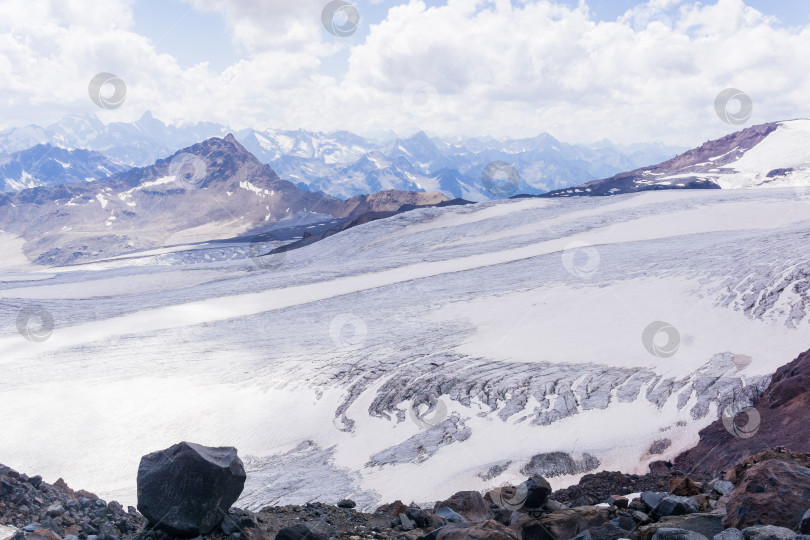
[0, 113, 681, 200]
[0, 135, 446, 266]
[543, 120, 810, 197]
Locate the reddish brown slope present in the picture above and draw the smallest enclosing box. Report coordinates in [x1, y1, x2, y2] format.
[674, 347, 810, 473]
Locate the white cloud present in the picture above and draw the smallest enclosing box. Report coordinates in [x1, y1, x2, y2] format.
[0, 0, 808, 147]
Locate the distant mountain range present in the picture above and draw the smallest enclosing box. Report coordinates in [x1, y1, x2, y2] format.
[0, 135, 447, 265]
[544, 119, 810, 197]
[0, 144, 129, 192]
[0, 112, 682, 200]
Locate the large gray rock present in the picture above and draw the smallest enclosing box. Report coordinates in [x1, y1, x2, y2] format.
[741, 525, 797, 540]
[641, 492, 668, 511]
[651, 529, 709, 540]
[714, 530, 744, 540]
[275, 521, 333, 540]
[640, 514, 724, 540]
[572, 522, 627, 540]
[136, 442, 246, 537]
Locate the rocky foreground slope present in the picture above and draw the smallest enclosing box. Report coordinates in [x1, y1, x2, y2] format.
[2, 346, 810, 540]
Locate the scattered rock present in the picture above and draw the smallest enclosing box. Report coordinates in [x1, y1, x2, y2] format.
[337, 499, 357, 509]
[741, 525, 797, 540]
[572, 522, 627, 540]
[651, 528, 709, 540]
[538, 506, 613, 540]
[405, 507, 428, 529]
[712, 482, 734, 497]
[713, 528, 744, 540]
[275, 521, 333, 540]
[669, 478, 702, 497]
[136, 442, 247, 537]
[399, 512, 416, 531]
[433, 491, 491, 522]
[640, 514, 723, 540]
[606, 496, 628, 509]
[376, 501, 409, 518]
[655, 496, 700, 518]
[434, 507, 468, 524]
[434, 519, 518, 540]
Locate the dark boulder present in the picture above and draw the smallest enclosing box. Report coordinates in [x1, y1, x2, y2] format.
[723, 458, 810, 530]
[524, 476, 553, 509]
[433, 491, 491, 522]
[275, 521, 333, 540]
[654, 496, 699, 518]
[640, 492, 667, 512]
[136, 442, 246, 537]
[651, 529, 709, 540]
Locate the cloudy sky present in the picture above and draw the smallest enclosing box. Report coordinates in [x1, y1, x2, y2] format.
[0, 0, 808, 146]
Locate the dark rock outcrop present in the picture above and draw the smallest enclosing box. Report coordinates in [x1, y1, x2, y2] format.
[674, 348, 810, 473]
[723, 457, 810, 530]
[136, 442, 246, 537]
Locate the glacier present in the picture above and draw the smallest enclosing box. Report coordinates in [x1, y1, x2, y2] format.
[0, 188, 809, 511]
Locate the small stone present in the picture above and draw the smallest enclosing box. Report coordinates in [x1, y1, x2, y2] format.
[338, 499, 357, 509]
[45, 504, 64, 518]
[802, 509, 810, 534]
[607, 496, 628, 509]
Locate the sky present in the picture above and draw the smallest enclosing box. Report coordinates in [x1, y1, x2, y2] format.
[0, 0, 809, 146]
